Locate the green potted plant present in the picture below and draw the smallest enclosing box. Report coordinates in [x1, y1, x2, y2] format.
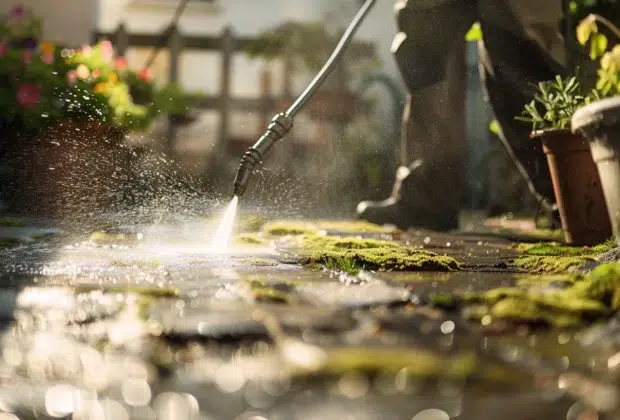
[0, 6, 161, 218]
[0, 5, 42, 49]
[517, 75, 612, 245]
[153, 82, 196, 125]
[572, 14, 620, 247]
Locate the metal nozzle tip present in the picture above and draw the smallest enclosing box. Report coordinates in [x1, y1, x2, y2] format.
[232, 182, 246, 198]
[232, 147, 261, 198]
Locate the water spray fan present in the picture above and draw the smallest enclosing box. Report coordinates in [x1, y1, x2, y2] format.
[232, 0, 377, 198]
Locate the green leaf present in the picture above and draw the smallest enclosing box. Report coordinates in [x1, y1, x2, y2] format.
[465, 22, 482, 42]
[590, 33, 609, 60]
[576, 15, 597, 46]
[489, 119, 501, 136]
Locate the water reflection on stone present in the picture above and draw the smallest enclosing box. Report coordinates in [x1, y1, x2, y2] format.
[0, 220, 619, 419]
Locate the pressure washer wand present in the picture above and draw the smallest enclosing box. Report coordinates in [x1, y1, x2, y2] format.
[232, 0, 377, 198]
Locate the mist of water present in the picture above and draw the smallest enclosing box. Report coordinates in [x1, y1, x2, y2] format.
[209, 195, 239, 253]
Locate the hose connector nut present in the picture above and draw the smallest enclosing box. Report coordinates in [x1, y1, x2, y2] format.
[232, 113, 294, 197]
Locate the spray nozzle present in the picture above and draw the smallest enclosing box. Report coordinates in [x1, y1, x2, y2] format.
[232, 148, 261, 197]
[230, 0, 377, 198]
[232, 113, 293, 197]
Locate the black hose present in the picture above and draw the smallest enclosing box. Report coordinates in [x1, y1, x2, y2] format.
[142, 0, 191, 70]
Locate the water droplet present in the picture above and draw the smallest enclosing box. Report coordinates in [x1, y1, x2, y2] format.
[412, 409, 450, 420]
[121, 378, 152, 406]
[45, 384, 76, 417]
[338, 373, 369, 399]
[99, 399, 128, 420]
[440, 321, 455, 334]
[215, 364, 245, 393]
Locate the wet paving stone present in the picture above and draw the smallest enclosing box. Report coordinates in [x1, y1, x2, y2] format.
[0, 219, 618, 419]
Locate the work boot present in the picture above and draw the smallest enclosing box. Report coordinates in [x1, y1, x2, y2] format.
[357, 161, 460, 231]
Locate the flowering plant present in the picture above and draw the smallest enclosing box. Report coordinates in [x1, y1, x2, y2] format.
[0, 5, 41, 47]
[0, 5, 191, 136]
[576, 14, 620, 97]
[64, 40, 154, 131]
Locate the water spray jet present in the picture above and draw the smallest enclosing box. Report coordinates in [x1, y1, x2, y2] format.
[232, 0, 377, 198]
[209, 195, 239, 253]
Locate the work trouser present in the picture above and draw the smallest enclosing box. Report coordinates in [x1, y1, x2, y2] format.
[392, 0, 566, 215]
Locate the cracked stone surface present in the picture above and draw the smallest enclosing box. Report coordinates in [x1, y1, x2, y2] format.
[0, 217, 617, 420]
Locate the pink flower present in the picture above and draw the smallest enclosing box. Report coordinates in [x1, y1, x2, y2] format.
[67, 70, 77, 85]
[42, 52, 54, 64]
[17, 84, 40, 108]
[10, 6, 23, 19]
[82, 45, 92, 57]
[138, 68, 152, 82]
[114, 57, 127, 71]
[100, 40, 113, 60]
[0, 42, 6, 57]
[23, 50, 32, 64]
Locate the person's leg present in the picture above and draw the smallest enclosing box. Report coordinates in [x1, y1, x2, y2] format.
[357, 0, 476, 231]
[477, 0, 567, 211]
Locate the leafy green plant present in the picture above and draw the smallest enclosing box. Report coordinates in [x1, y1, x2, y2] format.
[0, 6, 41, 44]
[153, 82, 194, 117]
[0, 5, 192, 135]
[569, 0, 620, 30]
[516, 75, 595, 131]
[576, 14, 620, 97]
[465, 22, 482, 42]
[66, 41, 155, 131]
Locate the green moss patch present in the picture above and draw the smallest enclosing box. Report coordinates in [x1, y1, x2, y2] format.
[240, 257, 279, 267]
[513, 255, 593, 274]
[515, 274, 576, 288]
[74, 284, 180, 298]
[262, 221, 318, 236]
[0, 238, 21, 249]
[90, 231, 138, 246]
[261, 219, 399, 237]
[516, 239, 615, 256]
[0, 217, 25, 227]
[313, 220, 399, 234]
[461, 262, 620, 328]
[301, 234, 399, 250]
[234, 233, 268, 246]
[239, 279, 294, 303]
[270, 233, 461, 275]
[488, 298, 583, 328]
[237, 215, 268, 232]
[303, 247, 459, 275]
[307, 347, 477, 378]
[108, 259, 161, 269]
[512, 239, 615, 274]
[30, 232, 57, 241]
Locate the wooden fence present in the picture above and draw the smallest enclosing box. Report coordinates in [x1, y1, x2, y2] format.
[93, 24, 371, 155]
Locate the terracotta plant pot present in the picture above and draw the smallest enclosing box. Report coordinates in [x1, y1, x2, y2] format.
[572, 97, 620, 247]
[6, 120, 128, 219]
[532, 129, 612, 245]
